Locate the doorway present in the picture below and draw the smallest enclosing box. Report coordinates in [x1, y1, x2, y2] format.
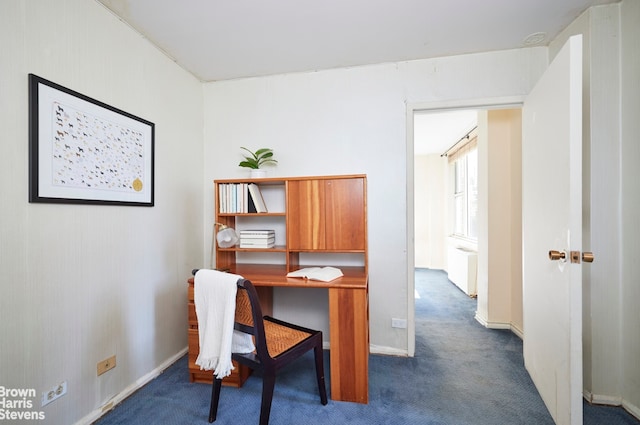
[413, 109, 478, 274]
[406, 102, 524, 357]
[413, 108, 480, 325]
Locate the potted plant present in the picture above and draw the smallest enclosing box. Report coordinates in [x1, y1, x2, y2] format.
[239, 147, 277, 178]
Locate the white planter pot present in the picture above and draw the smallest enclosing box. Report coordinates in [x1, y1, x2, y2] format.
[250, 169, 267, 178]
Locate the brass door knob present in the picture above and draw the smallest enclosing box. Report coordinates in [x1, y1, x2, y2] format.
[549, 250, 594, 263]
[582, 252, 594, 263]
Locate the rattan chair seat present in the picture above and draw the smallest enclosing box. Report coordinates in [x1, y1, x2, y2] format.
[264, 320, 312, 358]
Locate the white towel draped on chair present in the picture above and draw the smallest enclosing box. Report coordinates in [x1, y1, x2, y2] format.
[194, 269, 255, 379]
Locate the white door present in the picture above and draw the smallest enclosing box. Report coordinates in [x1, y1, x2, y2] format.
[522, 35, 584, 425]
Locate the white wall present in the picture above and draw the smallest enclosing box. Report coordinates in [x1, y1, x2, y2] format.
[414, 154, 448, 269]
[0, 1, 203, 424]
[476, 113, 490, 323]
[203, 49, 546, 353]
[507, 110, 523, 335]
[476, 109, 522, 331]
[619, 0, 640, 416]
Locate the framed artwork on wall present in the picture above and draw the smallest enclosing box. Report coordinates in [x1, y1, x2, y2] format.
[28, 74, 155, 206]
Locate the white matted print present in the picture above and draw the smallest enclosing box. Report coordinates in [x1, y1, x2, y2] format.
[29, 74, 154, 206]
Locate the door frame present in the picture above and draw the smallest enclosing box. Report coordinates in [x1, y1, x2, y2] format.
[406, 96, 524, 356]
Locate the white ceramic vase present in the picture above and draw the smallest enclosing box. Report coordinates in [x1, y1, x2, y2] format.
[250, 169, 267, 178]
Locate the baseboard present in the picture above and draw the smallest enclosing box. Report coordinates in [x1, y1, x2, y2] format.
[584, 391, 622, 406]
[622, 399, 640, 421]
[510, 323, 524, 339]
[369, 344, 409, 356]
[474, 314, 510, 330]
[474, 312, 489, 327]
[475, 314, 523, 339]
[584, 391, 640, 421]
[74, 347, 188, 425]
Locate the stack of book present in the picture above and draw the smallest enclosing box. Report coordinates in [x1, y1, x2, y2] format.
[239, 230, 275, 248]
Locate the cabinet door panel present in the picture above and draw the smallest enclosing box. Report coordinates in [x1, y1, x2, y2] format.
[287, 180, 325, 250]
[325, 178, 366, 250]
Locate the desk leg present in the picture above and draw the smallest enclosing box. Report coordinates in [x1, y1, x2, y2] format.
[328, 287, 369, 403]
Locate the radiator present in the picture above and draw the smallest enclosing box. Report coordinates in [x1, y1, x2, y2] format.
[447, 246, 478, 296]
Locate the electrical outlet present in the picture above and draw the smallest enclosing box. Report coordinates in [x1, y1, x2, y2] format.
[97, 355, 117, 376]
[41, 381, 67, 407]
[391, 318, 407, 329]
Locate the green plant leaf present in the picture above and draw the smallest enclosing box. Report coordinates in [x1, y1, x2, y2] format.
[240, 147, 258, 160]
[239, 147, 277, 169]
[239, 160, 259, 169]
[254, 148, 272, 157]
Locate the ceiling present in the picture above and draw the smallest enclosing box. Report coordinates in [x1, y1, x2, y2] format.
[97, 0, 615, 83]
[95, 0, 614, 154]
[414, 110, 477, 155]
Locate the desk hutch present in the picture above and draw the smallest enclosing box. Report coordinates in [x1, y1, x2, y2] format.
[188, 174, 369, 403]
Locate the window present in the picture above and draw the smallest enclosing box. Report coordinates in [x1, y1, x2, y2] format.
[449, 130, 478, 240]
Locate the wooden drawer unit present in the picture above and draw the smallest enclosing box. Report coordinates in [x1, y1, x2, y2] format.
[187, 280, 251, 386]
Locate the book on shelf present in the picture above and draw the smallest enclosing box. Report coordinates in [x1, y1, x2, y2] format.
[240, 236, 275, 243]
[239, 230, 275, 238]
[218, 184, 225, 213]
[239, 239, 275, 248]
[239, 243, 275, 249]
[247, 183, 268, 213]
[219, 183, 235, 213]
[286, 266, 344, 282]
[247, 190, 257, 213]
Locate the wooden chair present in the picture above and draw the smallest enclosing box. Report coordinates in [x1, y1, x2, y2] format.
[208, 277, 328, 425]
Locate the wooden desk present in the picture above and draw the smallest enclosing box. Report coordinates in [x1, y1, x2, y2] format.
[189, 264, 369, 404]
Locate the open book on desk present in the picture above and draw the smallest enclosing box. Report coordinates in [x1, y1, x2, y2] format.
[286, 266, 344, 282]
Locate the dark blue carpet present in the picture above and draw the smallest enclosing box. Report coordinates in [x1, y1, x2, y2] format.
[95, 269, 638, 424]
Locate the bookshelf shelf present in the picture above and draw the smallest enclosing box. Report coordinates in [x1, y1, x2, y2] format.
[218, 245, 287, 253]
[217, 212, 286, 217]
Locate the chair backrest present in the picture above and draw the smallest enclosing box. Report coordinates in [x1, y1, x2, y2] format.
[233, 279, 272, 363]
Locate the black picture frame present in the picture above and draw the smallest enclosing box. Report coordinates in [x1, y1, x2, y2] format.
[28, 74, 155, 206]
